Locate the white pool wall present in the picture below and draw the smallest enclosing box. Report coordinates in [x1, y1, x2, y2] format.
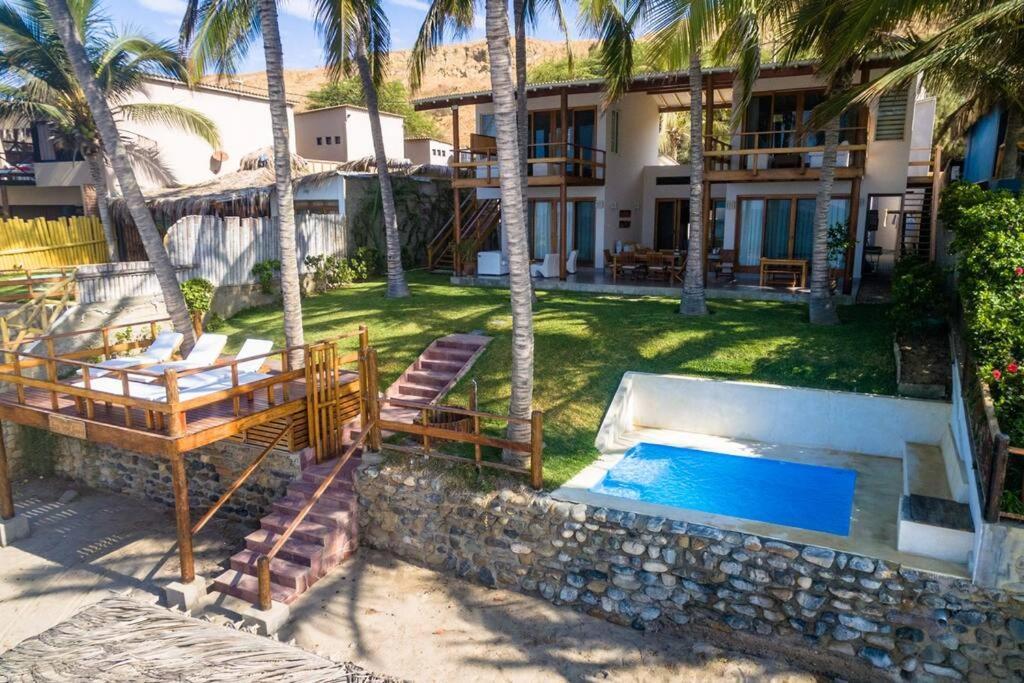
[596, 372, 951, 459]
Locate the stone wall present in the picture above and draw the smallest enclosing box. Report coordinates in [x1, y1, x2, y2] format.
[7, 423, 300, 524]
[356, 462, 1024, 681]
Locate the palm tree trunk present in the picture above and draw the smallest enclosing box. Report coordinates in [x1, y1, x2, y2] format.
[514, 0, 529, 224]
[998, 105, 1022, 180]
[485, 0, 534, 465]
[354, 38, 409, 299]
[680, 51, 708, 316]
[44, 0, 194, 350]
[808, 114, 840, 325]
[258, 0, 305, 366]
[85, 151, 118, 261]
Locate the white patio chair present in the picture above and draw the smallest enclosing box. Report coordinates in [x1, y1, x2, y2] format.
[177, 338, 274, 390]
[530, 253, 559, 278]
[135, 333, 228, 381]
[567, 250, 579, 275]
[86, 331, 183, 378]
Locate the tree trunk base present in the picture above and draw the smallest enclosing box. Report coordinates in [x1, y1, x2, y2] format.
[386, 283, 411, 298]
[809, 297, 840, 325]
[679, 297, 709, 316]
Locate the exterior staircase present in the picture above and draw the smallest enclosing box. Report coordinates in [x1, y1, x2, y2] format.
[427, 196, 501, 273]
[899, 184, 933, 259]
[210, 332, 491, 607]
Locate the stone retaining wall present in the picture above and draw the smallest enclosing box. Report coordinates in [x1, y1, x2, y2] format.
[356, 462, 1024, 681]
[6, 423, 299, 524]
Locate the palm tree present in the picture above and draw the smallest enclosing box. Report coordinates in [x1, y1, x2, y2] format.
[824, 0, 1024, 182]
[584, 0, 718, 316]
[0, 0, 221, 265]
[770, 0, 910, 324]
[315, 0, 408, 298]
[483, 0, 534, 463]
[39, 0, 199, 347]
[182, 0, 306, 363]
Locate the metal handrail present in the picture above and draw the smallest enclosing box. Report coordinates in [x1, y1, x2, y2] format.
[256, 424, 371, 610]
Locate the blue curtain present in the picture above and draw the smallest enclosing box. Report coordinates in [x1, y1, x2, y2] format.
[739, 199, 764, 266]
[763, 199, 791, 258]
[533, 202, 552, 260]
[479, 114, 496, 137]
[574, 201, 596, 262]
[794, 199, 816, 260]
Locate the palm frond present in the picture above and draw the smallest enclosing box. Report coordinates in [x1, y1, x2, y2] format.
[408, 0, 473, 91]
[116, 101, 221, 148]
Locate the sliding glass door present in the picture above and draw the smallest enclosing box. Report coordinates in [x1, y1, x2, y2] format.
[529, 199, 597, 264]
[737, 195, 852, 269]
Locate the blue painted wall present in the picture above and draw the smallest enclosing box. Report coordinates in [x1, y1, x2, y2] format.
[963, 107, 1004, 183]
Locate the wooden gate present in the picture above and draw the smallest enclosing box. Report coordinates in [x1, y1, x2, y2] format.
[306, 341, 343, 463]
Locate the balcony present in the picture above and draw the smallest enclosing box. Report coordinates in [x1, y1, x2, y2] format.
[703, 127, 868, 182]
[452, 140, 606, 189]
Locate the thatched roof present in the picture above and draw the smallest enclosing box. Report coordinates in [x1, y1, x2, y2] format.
[0, 595, 396, 682]
[108, 149, 452, 228]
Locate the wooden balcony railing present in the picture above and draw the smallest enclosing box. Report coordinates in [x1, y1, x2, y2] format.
[452, 142, 606, 186]
[704, 127, 868, 176]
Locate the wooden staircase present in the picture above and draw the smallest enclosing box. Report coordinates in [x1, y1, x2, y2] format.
[427, 196, 501, 273]
[899, 183, 934, 259]
[210, 333, 491, 607]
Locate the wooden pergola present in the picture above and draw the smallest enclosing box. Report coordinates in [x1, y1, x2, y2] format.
[0, 320, 369, 586]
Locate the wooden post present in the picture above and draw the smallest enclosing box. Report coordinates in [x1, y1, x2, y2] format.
[165, 369, 183, 437]
[170, 453, 195, 583]
[559, 90, 569, 281]
[452, 106, 462, 275]
[843, 176, 862, 295]
[367, 348, 382, 452]
[469, 379, 481, 470]
[0, 421, 14, 520]
[929, 145, 942, 263]
[530, 410, 543, 490]
[257, 555, 272, 610]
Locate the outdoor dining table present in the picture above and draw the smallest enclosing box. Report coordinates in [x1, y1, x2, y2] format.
[611, 251, 687, 283]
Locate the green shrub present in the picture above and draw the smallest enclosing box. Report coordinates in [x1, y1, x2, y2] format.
[941, 184, 1024, 444]
[304, 252, 371, 293]
[204, 311, 224, 331]
[889, 256, 947, 333]
[251, 259, 281, 294]
[180, 278, 214, 313]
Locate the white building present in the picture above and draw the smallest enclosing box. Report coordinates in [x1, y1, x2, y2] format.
[294, 105, 404, 163]
[404, 137, 453, 166]
[414, 60, 939, 295]
[0, 76, 297, 220]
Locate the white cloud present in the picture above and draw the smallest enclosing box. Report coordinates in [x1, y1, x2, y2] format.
[389, 0, 431, 11]
[279, 0, 316, 21]
[139, 0, 187, 15]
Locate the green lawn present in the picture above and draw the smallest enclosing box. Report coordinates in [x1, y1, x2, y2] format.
[219, 271, 896, 488]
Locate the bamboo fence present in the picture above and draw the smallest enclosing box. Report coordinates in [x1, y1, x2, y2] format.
[0, 216, 108, 270]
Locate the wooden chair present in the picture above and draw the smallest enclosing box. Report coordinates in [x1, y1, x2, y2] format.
[714, 249, 736, 280]
[603, 249, 615, 273]
[615, 252, 639, 281]
[646, 252, 671, 281]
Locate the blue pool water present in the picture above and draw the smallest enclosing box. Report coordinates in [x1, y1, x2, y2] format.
[591, 443, 857, 536]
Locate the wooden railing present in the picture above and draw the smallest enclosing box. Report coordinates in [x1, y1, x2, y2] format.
[453, 142, 606, 185]
[426, 191, 476, 270]
[704, 127, 868, 174]
[374, 391, 544, 490]
[0, 272, 77, 347]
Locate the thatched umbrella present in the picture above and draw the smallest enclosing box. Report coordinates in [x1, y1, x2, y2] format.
[0, 595, 398, 682]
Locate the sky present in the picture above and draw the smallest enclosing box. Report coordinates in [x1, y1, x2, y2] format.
[115, 0, 584, 73]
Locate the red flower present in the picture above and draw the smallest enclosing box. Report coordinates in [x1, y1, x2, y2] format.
[1016, 266, 1024, 276]
[992, 369, 1003, 381]
[1009, 362, 1020, 375]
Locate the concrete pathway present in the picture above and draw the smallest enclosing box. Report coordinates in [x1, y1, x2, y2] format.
[2, 481, 819, 681]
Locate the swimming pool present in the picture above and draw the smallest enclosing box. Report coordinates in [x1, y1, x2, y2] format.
[590, 443, 858, 536]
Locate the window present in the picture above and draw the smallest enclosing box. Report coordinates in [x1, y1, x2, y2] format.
[334, 135, 341, 144]
[479, 113, 497, 137]
[294, 199, 340, 214]
[874, 88, 909, 141]
[737, 195, 851, 267]
[655, 176, 690, 185]
[316, 137, 322, 145]
[325, 137, 332, 145]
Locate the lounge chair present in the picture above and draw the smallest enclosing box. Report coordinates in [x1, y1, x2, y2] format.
[176, 338, 274, 390]
[530, 253, 559, 278]
[135, 333, 228, 381]
[86, 331, 183, 377]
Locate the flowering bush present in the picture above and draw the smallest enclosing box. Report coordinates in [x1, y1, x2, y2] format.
[942, 183, 1024, 443]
